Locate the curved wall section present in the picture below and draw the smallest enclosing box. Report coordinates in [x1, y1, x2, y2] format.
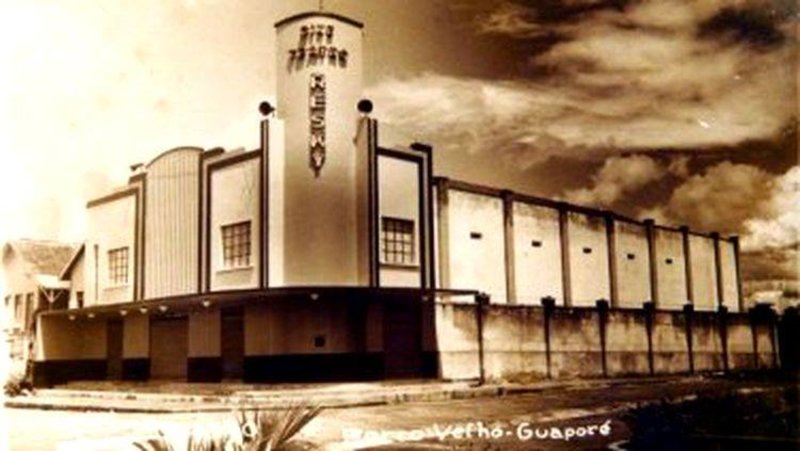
[144, 148, 202, 298]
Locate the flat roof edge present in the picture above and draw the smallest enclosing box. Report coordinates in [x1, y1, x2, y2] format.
[274, 11, 364, 29]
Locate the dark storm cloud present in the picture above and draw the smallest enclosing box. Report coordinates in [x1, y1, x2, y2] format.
[698, 4, 790, 48]
[740, 245, 799, 281]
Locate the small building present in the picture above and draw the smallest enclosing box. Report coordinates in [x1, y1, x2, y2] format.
[2, 240, 79, 360]
[28, 9, 761, 386]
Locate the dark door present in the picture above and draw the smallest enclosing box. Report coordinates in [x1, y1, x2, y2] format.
[383, 298, 423, 378]
[107, 319, 123, 380]
[221, 307, 244, 380]
[150, 317, 188, 380]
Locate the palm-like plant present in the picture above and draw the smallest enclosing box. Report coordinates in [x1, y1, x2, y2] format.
[235, 405, 322, 451]
[133, 405, 322, 451]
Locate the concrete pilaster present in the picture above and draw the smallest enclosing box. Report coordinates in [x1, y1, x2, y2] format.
[680, 225, 693, 305]
[435, 178, 450, 289]
[502, 190, 517, 304]
[711, 232, 725, 309]
[644, 219, 659, 307]
[558, 204, 572, 307]
[605, 213, 619, 307]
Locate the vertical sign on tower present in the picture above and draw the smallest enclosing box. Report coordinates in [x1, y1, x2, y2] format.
[309, 73, 326, 176]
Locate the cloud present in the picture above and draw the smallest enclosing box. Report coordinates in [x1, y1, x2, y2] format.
[366, 74, 596, 168]
[657, 161, 775, 233]
[476, 2, 547, 39]
[742, 166, 800, 250]
[532, 0, 796, 149]
[371, 0, 796, 169]
[638, 162, 798, 251]
[565, 155, 666, 207]
[740, 245, 798, 281]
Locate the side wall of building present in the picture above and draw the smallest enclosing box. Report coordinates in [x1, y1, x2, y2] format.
[613, 221, 651, 308]
[512, 202, 563, 305]
[446, 190, 507, 303]
[208, 157, 261, 291]
[720, 239, 741, 312]
[689, 234, 718, 311]
[434, 179, 742, 311]
[567, 212, 611, 306]
[654, 228, 688, 309]
[86, 194, 137, 306]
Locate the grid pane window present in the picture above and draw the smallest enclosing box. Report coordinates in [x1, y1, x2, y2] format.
[381, 217, 415, 265]
[108, 247, 129, 286]
[222, 221, 251, 268]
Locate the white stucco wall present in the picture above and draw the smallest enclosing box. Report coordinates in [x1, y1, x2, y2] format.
[654, 228, 688, 309]
[720, 240, 740, 312]
[268, 119, 286, 287]
[209, 157, 261, 291]
[689, 235, 718, 311]
[86, 193, 137, 306]
[447, 190, 507, 303]
[614, 221, 651, 308]
[277, 14, 365, 286]
[512, 201, 563, 305]
[378, 155, 421, 287]
[567, 212, 610, 306]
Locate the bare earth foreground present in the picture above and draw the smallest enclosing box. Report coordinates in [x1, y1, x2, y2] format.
[3, 376, 797, 450]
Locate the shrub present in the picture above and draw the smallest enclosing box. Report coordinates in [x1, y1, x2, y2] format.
[4, 370, 32, 397]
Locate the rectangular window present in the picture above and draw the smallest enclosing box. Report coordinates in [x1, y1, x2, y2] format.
[381, 217, 415, 265]
[76, 291, 84, 309]
[222, 221, 252, 268]
[108, 247, 129, 286]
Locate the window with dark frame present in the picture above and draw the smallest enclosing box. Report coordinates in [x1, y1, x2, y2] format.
[108, 247, 129, 286]
[222, 221, 252, 269]
[381, 217, 415, 265]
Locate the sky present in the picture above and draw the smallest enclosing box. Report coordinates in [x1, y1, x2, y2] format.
[0, 0, 797, 282]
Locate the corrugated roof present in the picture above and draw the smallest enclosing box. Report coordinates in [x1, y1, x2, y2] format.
[4, 239, 80, 276]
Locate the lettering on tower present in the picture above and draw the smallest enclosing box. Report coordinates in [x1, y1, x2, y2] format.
[289, 23, 349, 67]
[309, 73, 326, 176]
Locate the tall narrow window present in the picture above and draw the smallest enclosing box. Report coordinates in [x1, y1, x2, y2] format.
[222, 221, 252, 268]
[381, 217, 415, 265]
[76, 291, 84, 309]
[108, 247, 129, 286]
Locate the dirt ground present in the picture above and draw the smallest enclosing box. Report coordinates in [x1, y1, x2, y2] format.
[4, 376, 796, 450]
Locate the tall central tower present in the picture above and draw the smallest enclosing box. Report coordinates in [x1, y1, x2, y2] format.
[275, 11, 366, 285]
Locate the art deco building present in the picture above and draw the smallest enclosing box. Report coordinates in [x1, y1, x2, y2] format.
[29, 10, 751, 386]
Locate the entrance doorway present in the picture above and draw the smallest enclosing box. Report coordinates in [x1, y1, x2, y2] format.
[383, 298, 423, 378]
[221, 307, 244, 380]
[150, 316, 188, 380]
[106, 319, 123, 380]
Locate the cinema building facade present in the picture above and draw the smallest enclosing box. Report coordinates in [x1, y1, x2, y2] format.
[31, 10, 782, 386]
